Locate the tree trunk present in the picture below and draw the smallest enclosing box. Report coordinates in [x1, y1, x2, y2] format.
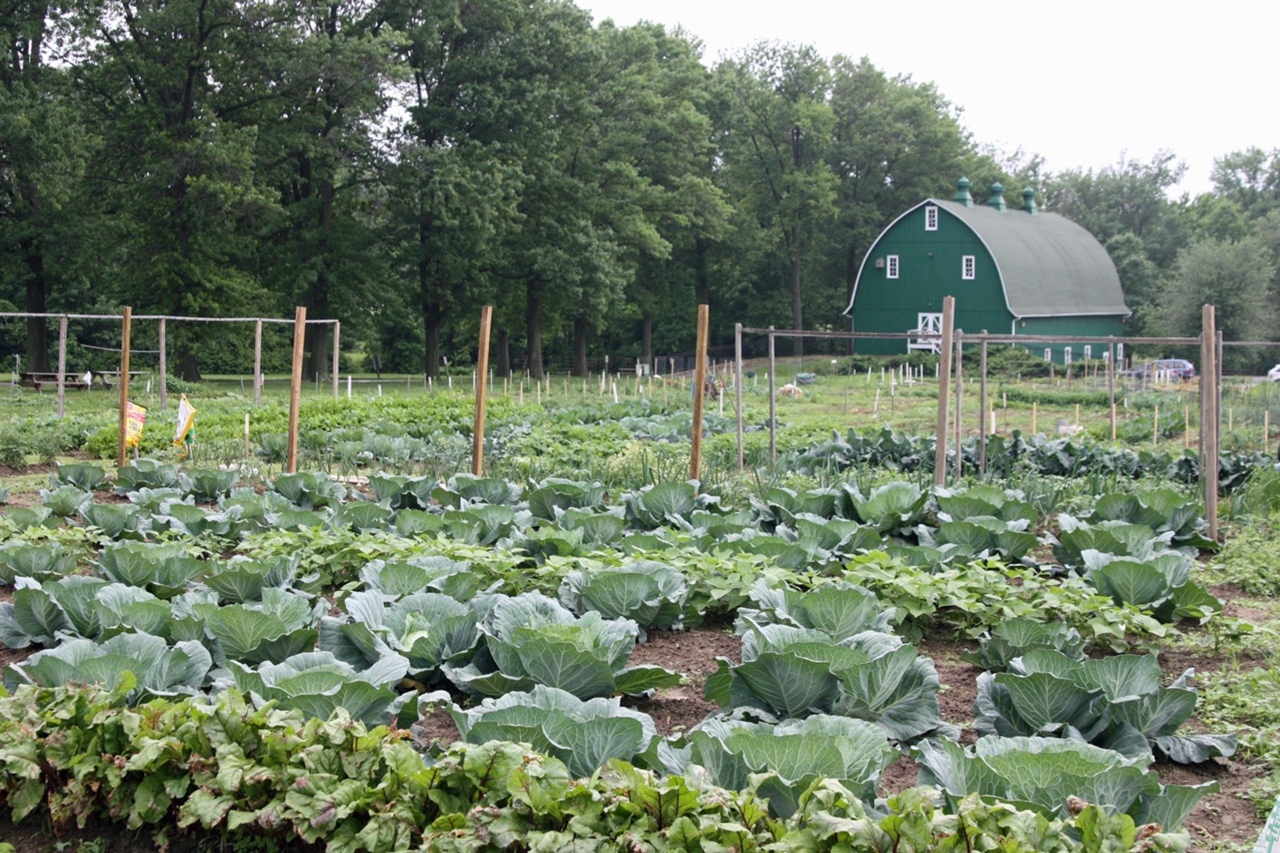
[573, 313, 588, 377]
[791, 228, 804, 358]
[177, 349, 202, 382]
[306, 173, 334, 379]
[695, 235, 710, 305]
[21, 231, 48, 372]
[845, 242, 858, 355]
[423, 299, 442, 379]
[495, 327, 510, 377]
[642, 312, 653, 368]
[525, 278, 544, 380]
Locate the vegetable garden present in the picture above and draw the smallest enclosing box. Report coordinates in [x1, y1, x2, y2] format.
[0, 370, 1278, 852]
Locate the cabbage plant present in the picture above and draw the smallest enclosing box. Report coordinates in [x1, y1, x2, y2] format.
[188, 587, 325, 666]
[0, 541, 76, 584]
[916, 735, 1217, 830]
[449, 685, 660, 778]
[735, 580, 893, 640]
[320, 590, 481, 685]
[672, 715, 898, 818]
[558, 560, 688, 635]
[975, 649, 1236, 764]
[961, 618, 1086, 672]
[4, 631, 212, 704]
[113, 459, 180, 493]
[359, 556, 480, 601]
[704, 621, 949, 743]
[53, 462, 107, 492]
[95, 542, 206, 598]
[444, 592, 679, 699]
[227, 651, 426, 726]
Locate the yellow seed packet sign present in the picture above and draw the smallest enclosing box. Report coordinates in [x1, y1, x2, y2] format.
[125, 401, 147, 449]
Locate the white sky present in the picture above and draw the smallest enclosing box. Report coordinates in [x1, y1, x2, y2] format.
[577, 0, 1276, 198]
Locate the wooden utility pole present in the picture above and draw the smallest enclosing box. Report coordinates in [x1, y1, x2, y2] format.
[933, 297, 955, 487]
[286, 307, 306, 473]
[472, 306, 493, 476]
[691, 304, 710, 481]
[332, 321, 341, 399]
[116, 307, 133, 469]
[1108, 339, 1117, 441]
[953, 331, 963, 481]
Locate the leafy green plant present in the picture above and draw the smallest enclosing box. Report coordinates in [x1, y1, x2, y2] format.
[449, 685, 661, 778]
[227, 650, 425, 726]
[178, 468, 238, 503]
[270, 471, 346, 508]
[0, 541, 77, 585]
[674, 715, 898, 819]
[444, 591, 680, 699]
[4, 632, 211, 703]
[558, 559, 688, 635]
[113, 459, 180, 493]
[916, 735, 1216, 829]
[962, 618, 1086, 672]
[735, 580, 893, 639]
[53, 462, 107, 492]
[704, 621, 950, 743]
[975, 649, 1236, 764]
[95, 542, 206, 598]
[623, 481, 719, 528]
[39, 485, 91, 518]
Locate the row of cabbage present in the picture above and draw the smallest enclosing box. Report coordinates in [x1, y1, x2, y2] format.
[784, 425, 1276, 490]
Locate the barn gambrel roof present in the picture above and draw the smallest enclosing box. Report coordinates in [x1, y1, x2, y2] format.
[845, 198, 1130, 318]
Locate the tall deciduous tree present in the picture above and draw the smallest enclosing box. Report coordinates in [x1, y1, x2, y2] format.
[715, 42, 838, 355]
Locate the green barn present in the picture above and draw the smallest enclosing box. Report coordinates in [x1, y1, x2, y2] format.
[844, 178, 1129, 364]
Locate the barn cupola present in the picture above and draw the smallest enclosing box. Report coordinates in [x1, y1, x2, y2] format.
[953, 177, 973, 207]
[1022, 187, 1037, 214]
[986, 182, 1007, 211]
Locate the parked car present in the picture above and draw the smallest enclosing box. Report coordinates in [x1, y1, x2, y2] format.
[1123, 358, 1196, 381]
[1268, 364, 1280, 382]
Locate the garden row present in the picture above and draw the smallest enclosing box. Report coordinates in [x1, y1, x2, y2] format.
[0, 459, 1239, 849]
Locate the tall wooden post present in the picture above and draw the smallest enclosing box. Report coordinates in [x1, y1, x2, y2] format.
[285, 307, 306, 473]
[1107, 339, 1117, 441]
[734, 322, 744, 472]
[472, 306, 493, 476]
[1202, 305, 1219, 541]
[158, 318, 167, 410]
[953, 331, 963, 481]
[978, 335, 988, 474]
[331, 321, 341, 399]
[253, 319, 263, 406]
[116, 307, 133, 469]
[933, 297, 955, 487]
[768, 326, 777, 469]
[56, 316, 67, 419]
[691, 305, 710, 481]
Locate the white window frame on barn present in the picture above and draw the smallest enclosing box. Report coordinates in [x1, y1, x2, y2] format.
[1065, 347, 1073, 365]
[886, 255, 899, 279]
[925, 206, 938, 231]
[1084, 345, 1092, 360]
[962, 255, 975, 279]
[1044, 348, 1052, 361]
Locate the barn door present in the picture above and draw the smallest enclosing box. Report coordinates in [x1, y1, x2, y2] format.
[909, 313, 943, 353]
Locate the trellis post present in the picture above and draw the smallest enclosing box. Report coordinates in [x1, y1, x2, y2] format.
[286, 307, 306, 473]
[933, 297, 955, 487]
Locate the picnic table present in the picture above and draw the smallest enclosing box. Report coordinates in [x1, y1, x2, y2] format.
[18, 372, 92, 392]
[94, 370, 149, 390]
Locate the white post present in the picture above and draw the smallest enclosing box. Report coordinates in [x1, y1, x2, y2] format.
[347, 375, 352, 398]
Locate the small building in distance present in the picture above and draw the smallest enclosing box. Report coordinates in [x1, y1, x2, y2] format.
[844, 178, 1129, 364]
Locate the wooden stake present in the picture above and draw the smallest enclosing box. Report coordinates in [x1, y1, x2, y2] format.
[1201, 305, 1219, 541]
[768, 327, 777, 468]
[953, 332, 963, 481]
[56, 316, 67, 419]
[285, 307, 306, 473]
[158, 318, 167, 409]
[253, 319, 263, 406]
[1184, 406, 1190, 448]
[979, 337, 988, 473]
[1108, 340, 1117, 441]
[691, 304, 709, 481]
[331, 321, 340, 399]
[472, 306, 493, 476]
[1153, 405, 1159, 448]
[1032, 402, 1038, 434]
[933, 296, 955, 487]
[735, 322, 744, 472]
[116, 306, 133, 469]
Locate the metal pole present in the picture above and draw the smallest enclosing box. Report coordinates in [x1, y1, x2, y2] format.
[331, 321, 340, 399]
[735, 322, 744, 472]
[158, 318, 167, 410]
[472, 306, 493, 476]
[116, 307, 133, 469]
[691, 305, 710, 482]
[768, 327, 777, 469]
[56, 316, 67, 419]
[253, 319, 263, 406]
[933, 297, 955, 487]
[286, 307, 306, 473]
[979, 336, 988, 474]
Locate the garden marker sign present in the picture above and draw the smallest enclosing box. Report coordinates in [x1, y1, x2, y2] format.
[1257, 797, 1280, 852]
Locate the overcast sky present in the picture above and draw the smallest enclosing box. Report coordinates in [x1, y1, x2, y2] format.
[576, 0, 1274, 198]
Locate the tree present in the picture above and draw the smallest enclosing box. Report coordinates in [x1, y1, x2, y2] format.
[714, 42, 838, 356]
[1211, 147, 1280, 219]
[1156, 235, 1277, 370]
